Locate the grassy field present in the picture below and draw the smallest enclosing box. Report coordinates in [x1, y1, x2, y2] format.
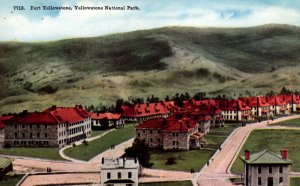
[150, 124, 239, 171]
[0, 147, 63, 160]
[150, 149, 215, 171]
[89, 129, 111, 138]
[231, 129, 300, 174]
[1, 25, 300, 115]
[273, 118, 300, 127]
[64, 124, 136, 161]
[0, 174, 24, 186]
[291, 177, 300, 186]
[140, 181, 192, 186]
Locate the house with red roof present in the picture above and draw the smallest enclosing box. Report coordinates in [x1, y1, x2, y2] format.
[91, 112, 124, 128]
[292, 94, 300, 112]
[135, 114, 206, 150]
[191, 99, 224, 127]
[4, 106, 91, 147]
[266, 95, 290, 116]
[0, 116, 13, 148]
[216, 99, 253, 122]
[121, 102, 171, 122]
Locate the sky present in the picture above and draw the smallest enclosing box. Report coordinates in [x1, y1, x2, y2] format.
[0, 0, 300, 41]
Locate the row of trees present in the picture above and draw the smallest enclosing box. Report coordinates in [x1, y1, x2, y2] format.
[84, 87, 300, 113]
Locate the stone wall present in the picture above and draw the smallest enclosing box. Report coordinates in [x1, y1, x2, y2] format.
[163, 132, 190, 150]
[4, 124, 58, 147]
[136, 128, 163, 147]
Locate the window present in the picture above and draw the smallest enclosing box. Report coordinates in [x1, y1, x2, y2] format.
[173, 141, 176, 145]
[258, 166, 261, 174]
[158, 138, 161, 143]
[22, 133, 25, 138]
[15, 133, 18, 138]
[45, 133, 47, 138]
[128, 172, 132, 178]
[269, 166, 272, 173]
[37, 125, 40, 129]
[150, 130, 153, 134]
[30, 133, 32, 138]
[37, 133, 40, 138]
[279, 177, 283, 184]
[150, 138, 153, 142]
[173, 133, 175, 137]
[45, 125, 47, 129]
[158, 130, 161, 134]
[279, 166, 283, 173]
[107, 172, 111, 179]
[30, 125, 32, 129]
[22, 125, 25, 128]
[15, 125, 17, 129]
[258, 177, 261, 185]
[137, 133, 140, 138]
[118, 172, 121, 179]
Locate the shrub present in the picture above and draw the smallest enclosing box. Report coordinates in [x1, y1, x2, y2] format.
[165, 157, 176, 165]
[72, 143, 76, 147]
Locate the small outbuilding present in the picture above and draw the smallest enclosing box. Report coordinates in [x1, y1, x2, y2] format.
[240, 149, 292, 186]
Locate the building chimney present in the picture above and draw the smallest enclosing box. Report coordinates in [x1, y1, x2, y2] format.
[101, 157, 104, 164]
[245, 150, 250, 160]
[281, 149, 288, 159]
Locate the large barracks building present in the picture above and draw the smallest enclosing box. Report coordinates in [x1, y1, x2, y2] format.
[3, 106, 91, 147]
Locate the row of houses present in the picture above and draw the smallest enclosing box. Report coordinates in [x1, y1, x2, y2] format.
[134, 94, 300, 151]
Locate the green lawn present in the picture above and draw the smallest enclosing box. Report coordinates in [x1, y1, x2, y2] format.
[150, 124, 239, 172]
[89, 129, 111, 138]
[273, 118, 300, 127]
[291, 177, 300, 186]
[231, 129, 300, 174]
[150, 149, 215, 171]
[64, 124, 136, 161]
[0, 147, 63, 160]
[140, 181, 192, 186]
[0, 174, 24, 186]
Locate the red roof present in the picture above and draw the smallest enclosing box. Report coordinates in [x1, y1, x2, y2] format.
[46, 107, 88, 123]
[91, 112, 121, 120]
[5, 112, 58, 125]
[136, 117, 198, 133]
[216, 99, 251, 111]
[122, 102, 169, 118]
[0, 116, 13, 129]
[293, 94, 300, 103]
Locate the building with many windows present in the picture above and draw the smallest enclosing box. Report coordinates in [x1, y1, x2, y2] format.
[100, 157, 140, 186]
[4, 106, 91, 147]
[240, 149, 292, 186]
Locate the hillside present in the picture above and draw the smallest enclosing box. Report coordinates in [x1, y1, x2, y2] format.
[0, 24, 300, 114]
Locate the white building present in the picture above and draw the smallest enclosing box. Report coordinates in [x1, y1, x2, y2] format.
[100, 157, 139, 186]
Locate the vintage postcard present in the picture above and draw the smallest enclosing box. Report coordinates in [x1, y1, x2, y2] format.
[0, 0, 299, 185]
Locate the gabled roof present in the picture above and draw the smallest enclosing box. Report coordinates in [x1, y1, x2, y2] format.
[91, 112, 121, 120]
[0, 116, 13, 129]
[122, 102, 169, 118]
[136, 116, 198, 133]
[240, 149, 292, 165]
[45, 107, 88, 123]
[293, 94, 300, 103]
[5, 112, 58, 125]
[0, 157, 13, 169]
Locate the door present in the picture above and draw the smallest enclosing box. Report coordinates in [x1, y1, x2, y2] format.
[268, 177, 273, 186]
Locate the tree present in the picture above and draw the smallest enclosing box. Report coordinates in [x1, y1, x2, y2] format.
[280, 87, 293, 94]
[123, 139, 153, 168]
[193, 92, 206, 100]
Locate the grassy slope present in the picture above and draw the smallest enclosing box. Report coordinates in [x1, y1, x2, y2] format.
[64, 124, 136, 161]
[291, 177, 300, 186]
[1, 24, 300, 114]
[231, 129, 300, 174]
[0, 147, 63, 160]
